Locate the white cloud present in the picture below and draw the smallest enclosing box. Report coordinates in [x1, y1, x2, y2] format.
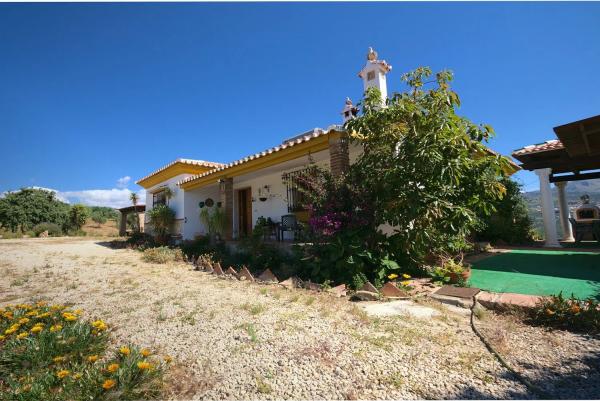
[3, 178, 146, 209]
[58, 188, 146, 209]
[116, 176, 131, 189]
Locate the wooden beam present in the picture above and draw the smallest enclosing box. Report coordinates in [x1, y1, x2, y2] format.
[550, 171, 600, 183]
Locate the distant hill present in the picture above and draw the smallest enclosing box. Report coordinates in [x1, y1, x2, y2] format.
[523, 178, 600, 236]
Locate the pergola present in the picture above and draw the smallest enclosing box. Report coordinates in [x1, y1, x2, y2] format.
[117, 205, 146, 236]
[512, 115, 600, 246]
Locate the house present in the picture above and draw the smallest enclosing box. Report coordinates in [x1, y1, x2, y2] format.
[136, 48, 391, 241]
[136, 48, 516, 241]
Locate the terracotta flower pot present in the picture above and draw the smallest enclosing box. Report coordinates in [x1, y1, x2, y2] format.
[447, 268, 471, 284]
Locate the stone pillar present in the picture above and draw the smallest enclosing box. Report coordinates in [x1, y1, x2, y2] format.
[329, 134, 350, 177]
[119, 211, 127, 236]
[219, 178, 234, 240]
[555, 181, 574, 242]
[535, 168, 560, 247]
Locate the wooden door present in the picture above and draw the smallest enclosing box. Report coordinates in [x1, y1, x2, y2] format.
[237, 188, 252, 238]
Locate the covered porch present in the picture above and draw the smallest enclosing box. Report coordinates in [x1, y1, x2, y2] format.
[512, 115, 600, 247]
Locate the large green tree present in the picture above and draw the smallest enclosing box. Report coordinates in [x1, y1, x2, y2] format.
[298, 67, 512, 284]
[0, 189, 70, 232]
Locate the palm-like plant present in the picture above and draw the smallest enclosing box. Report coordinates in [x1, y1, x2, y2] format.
[129, 192, 140, 232]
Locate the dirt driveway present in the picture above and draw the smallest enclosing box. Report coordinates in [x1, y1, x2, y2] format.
[1, 238, 598, 399]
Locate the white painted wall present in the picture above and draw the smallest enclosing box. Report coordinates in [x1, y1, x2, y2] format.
[144, 174, 195, 234]
[182, 185, 220, 240]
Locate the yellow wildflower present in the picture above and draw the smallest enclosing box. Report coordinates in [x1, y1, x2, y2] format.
[119, 346, 130, 356]
[5, 327, 18, 335]
[16, 332, 28, 339]
[18, 318, 30, 324]
[137, 361, 152, 370]
[88, 355, 99, 363]
[3, 312, 13, 319]
[62, 312, 77, 322]
[92, 320, 107, 331]
[402, 273, 411, 279]
[30, 326, 43, 334]
[0, 335, 5, 341]
[107, 363, 119, 373]
[36, 301, 47, 307]
[163, 355, 173, 363]
[49, 324, 63, 332]
[74, 309, 83, 315]
[140, 348, 151, 357]
[401, 280, 411, 287]
[53, 356, 66, 363]
[102, 379, 116, 390]
[25, 311, 39, 317]
[56, 370, 70, 379]
[387, 273, 398, 280]
[36, 312, 51, 319]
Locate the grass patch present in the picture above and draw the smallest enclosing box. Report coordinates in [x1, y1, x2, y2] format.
[141, 247, 185, 264]
[0, 302, 169, 400]
[304, 296, 316, 306]
[241, 303, 266, 315]
[236, 323, 259, 343]
[255, 375, 272, 394]
[10, 276, 29, 287]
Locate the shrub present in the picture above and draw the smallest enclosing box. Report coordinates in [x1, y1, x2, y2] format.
[147, 205, 175, 243]
[141, 246, 185, 264]
[0, 302, 167, 400]
[68, 204, 89, 231]
[66, 229, 87, 237]
[475, 177, 535, 244]
[32, 222, 62, 237]
[530, 292, 600, 333]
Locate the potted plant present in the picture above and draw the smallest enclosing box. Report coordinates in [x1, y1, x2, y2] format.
[444, 259, 471, 284]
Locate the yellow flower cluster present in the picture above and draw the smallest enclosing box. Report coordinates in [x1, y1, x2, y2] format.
[62, 312, 78, 322]
[50, 324, 63, 332]
[56, 370, 70, 379]
[119, 346, 130, 356]
[102, 379, 116, 390]
[107, 363, 119, 373]
[30, 323, 44, 334]
[88, 355, 99, 363]
[92, 320, 107, 331]
[137, 361, 152, 370]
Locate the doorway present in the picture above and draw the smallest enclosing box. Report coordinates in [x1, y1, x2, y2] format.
[237, 187, 252, 238]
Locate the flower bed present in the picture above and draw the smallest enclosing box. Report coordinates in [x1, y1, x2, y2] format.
[0, 302, 169, 400]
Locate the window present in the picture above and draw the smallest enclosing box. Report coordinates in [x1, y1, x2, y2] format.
[282, 167, 315, 213]
[152, 190, 167, 207]
[367, 71, 375, 81]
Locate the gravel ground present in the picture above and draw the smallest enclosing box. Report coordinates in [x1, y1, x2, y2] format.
[476, 310, 600, 399]
[0, 238, 594, 399]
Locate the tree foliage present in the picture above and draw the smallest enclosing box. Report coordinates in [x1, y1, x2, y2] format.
[0, 189, 70, 232]
[69, 204, 89, 230]
[296, 67, 512, 284]
[475, 177, 534, 244]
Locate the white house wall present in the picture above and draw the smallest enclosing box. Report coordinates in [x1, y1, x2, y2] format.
[144, 174, 194, 235]
[182, 185, 220, 240]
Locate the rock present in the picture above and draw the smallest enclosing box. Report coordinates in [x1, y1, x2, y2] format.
[381, 282, 409, 299]
[258, 268, 278, 283]
[353, 290, 379, 301]
[361, 282, 379, 294]
[238, 266, 254, 282]
[38, 230, 49, 238]
[328, 284, 347, 297]
[213, 262, 224, 276]
[279, 277, 302, 290]
[226, 266, 238, 278]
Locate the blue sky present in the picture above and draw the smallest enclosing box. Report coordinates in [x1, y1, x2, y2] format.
[1, 2, 599, 207]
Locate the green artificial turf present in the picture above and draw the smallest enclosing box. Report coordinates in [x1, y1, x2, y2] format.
[469, 249, 600, 300]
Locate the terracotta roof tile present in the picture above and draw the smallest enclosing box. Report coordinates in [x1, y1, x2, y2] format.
[512, 140, 564, 156]
[136, 158, 225, 185]
[177, 126, 342, 187]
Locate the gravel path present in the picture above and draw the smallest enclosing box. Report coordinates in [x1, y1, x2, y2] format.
[1, 238, 593, 399]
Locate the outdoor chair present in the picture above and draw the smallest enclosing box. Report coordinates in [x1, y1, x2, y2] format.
[569, 217, 597, 243]
[277, 214, 301, 242]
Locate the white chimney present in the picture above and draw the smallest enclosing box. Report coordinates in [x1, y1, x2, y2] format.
[341, 97, 358, 123]
[358, 47, 392, 103]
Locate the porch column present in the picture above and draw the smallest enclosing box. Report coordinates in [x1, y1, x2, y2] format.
[119, 211, 127, 236]
[535, 168, 560, 247]
[329, 133, 349, 177]
[219, 178, 233, 240]
[555, 181, 574, 242]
